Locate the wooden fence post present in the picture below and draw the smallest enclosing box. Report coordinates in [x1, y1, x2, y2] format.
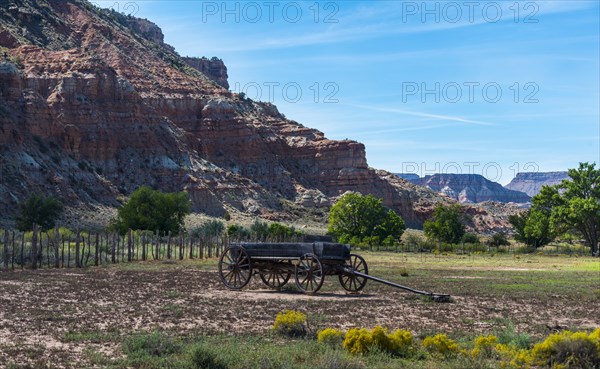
[31, 224, 38, 269]
[10, 231, 15, 270]
[167, 231, 172, 259]
[20, 232, 24, 269]
[54, 225, 60, 268]
[111, 233, 116, 264]
[94, 233, 99, 267]
[127, 230, 132, 262]
[179, 235, 184, 260]
[3, 229, 8, 270]
[141, 233, 146, 261]
[75, 230, 81, 268]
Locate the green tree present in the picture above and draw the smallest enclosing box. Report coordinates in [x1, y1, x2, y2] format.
[461, 232, 479, 244]
[488, 232, 510, 247]
[250, 220, 269, 240]
[328, 193, 406, 245]
[15, 193, 64, 231]
[268, 222, 300, 241]
[423, 204, 466, 244]
[533, 162, 599, 255]
[509, 208, 553, 248]
[226, 224, 250, 239]
[191, 220, 225, 238]
[112, 186, 191, 235]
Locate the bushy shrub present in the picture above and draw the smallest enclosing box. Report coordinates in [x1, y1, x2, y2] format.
[273, 310, 307, 337]
[123, 331, 180, 358]
[343, 328, 372, 355]
[15, 193, 64, 231]
[422, 334, 459, 357]
[191, 220, 225, 238]
[318, 328, 345, 348]
[529, 330, 600, 369]
[401, 230, 425, 250]
[590, 328, 600, 347]
[472, 335, 498, 358]
[495, 344, 531, 369]
[226, 224, 250, 240]
[268, 222, 302, 240]
[343, 326, 412, 356]
[250, 220, 269, 240]
[388, 328, 413, 355]
[190, 345, 228, 369]
[489, 232, 510, 247]
[461, 232, 480, 244]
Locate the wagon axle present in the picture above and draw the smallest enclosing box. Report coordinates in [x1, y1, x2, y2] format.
[217, 243, 450, 302]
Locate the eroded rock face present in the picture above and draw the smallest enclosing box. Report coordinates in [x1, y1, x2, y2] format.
[505, 172, 569, 197]
[183, 57, 229, 89]
[0, 0, 505, 232]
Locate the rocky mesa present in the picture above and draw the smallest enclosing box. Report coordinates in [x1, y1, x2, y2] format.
[405, 174, 531, 204]
[505, 172, 569, 197]
[0, 0, 508, 232]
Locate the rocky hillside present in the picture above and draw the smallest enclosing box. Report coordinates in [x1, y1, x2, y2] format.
[405, 174, 531, 204]
[505, 172, 569, 197]
[0, 0, 510, 232]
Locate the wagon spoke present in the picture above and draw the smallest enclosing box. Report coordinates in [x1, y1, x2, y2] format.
[339, 254, 368, 293]
[219, 246, 252, 290]
[260, 270, 291, 289]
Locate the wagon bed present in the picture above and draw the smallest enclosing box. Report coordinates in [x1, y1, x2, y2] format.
[239, 242, 350, 261]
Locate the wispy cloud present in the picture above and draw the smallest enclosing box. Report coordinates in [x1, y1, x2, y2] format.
[346, 103, 496, 126]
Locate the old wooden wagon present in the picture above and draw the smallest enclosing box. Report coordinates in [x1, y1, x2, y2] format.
[218, 242, 450, 301]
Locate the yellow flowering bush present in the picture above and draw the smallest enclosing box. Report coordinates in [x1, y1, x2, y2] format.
[389, 328, 413, 354]
[317, 328, 345, 347]
[343, 328, 373, 355]
[495, 343, 531, 369]
[342, 326, 413, 356]
[272, 310, 307, 337]
[422, 333, 460, 357]
[529, 330, 600, 369]
[590, 328, 600, 349]
[472, 334, 498, 358]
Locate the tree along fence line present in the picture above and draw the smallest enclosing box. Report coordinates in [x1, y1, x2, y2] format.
[0, 224, 238, 271]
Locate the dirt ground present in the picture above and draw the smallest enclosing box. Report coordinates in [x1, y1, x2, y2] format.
[0, 256, 597, 368]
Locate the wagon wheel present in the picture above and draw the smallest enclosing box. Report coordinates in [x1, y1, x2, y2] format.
[259, 269, 292, 289]
[218, 246, 252, 290]
[295, 253, 324, 294]
[339, 254, 368, 292]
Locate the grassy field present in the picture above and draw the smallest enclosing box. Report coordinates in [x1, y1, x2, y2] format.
[0, 252, 597, 368]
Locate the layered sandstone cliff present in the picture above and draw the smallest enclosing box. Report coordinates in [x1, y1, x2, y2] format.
[0, 0, 506, 231]
[182, 57, 229, 89]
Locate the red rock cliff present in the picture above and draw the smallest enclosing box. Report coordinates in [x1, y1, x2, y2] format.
[0, 0, 503, 230]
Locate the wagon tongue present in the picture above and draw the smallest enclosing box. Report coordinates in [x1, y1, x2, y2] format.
[349, 270, 452, 303]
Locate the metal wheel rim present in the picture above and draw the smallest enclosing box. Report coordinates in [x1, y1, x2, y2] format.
[218, 246, 252, 290]
[295, 254, 324, 294]
[259, 270, 291, 289]
[339, 254, 368, 292]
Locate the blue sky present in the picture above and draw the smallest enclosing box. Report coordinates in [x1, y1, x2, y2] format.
[96, 1, 599, 184]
